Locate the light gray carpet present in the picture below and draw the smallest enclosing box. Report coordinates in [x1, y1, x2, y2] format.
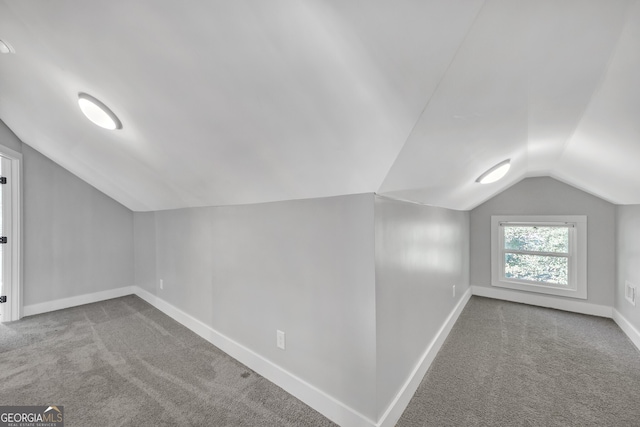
[4, 295, 640, 427]
[0, 295, 336, 427]
[398, 296, 640, 427]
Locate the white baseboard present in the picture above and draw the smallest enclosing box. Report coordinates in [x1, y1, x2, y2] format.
[21, 283, 637, 427]
[376, 287, 473, 427]
[16, 284, 478, 427]
[471, 285, 613, 318]
[133, 288, 376, 427]
[613, 309, 640, 352]
[22, 286, 136, 317]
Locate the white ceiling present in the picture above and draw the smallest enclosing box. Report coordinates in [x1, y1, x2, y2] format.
[1, 0, 638, 212]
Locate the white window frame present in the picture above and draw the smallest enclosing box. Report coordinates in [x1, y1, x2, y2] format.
[491, 215, 587, 299]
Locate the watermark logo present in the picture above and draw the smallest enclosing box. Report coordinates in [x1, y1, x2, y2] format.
[0, 406, 64, 427]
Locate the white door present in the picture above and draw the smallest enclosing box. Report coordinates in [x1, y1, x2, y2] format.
[0, 155, 12, 322]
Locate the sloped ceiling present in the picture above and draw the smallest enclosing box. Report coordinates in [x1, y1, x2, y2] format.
[0, 0, 638, 212]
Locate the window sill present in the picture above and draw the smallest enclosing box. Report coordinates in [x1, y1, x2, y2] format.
[491, 279, 587, 299]
[491, 215, 588, 301]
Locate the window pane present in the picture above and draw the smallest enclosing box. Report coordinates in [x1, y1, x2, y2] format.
[504, 226, 568, 253]
[504, 253, 568, 285]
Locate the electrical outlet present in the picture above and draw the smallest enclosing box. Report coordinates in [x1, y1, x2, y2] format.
[159, 279, 164, 290]
[277, 330, 285, 350]
[452, 285, 456, 298]
[625, 281, 636, 306]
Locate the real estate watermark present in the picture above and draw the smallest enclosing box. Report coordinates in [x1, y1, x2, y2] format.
[0, 406, 63, 427]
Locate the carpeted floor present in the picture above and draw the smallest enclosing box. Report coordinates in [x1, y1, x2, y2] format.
[0, 295, 336, 427]
[398, 296, 640, 427]
[3, 295, 640, 426]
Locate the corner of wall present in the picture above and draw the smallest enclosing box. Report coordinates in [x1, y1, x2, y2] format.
[613, 309, 640, 352]
[0, 119, 24, 154]
[373, 196, 472, 425]
[138, 195, 380, 424]
[614, 205, 640, 350]
[134, 211, 158, 293]
[22, 144, 135, 306]
[375, 288, 472, 427]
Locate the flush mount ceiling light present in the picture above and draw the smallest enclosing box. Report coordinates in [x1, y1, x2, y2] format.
[0, 39, 14, 54]
[476, 159, 511, 184]
[78, 92, 122, 130]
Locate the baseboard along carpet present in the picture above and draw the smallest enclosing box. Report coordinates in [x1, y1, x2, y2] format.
[397, 296, 640, 427]
[4, 295, 640, 427]
[0, 295, 336, 427]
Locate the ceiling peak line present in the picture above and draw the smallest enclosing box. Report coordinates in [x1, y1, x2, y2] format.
[374, 192, 442, 208]
[377, 0, 488, 192]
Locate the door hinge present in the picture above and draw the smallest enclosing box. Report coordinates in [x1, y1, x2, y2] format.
[0, 296, 6, 303]
[0, 237, 6, 244]
[0, 177, 6, 184]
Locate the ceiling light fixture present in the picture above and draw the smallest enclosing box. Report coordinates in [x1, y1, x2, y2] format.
[476, 159, 511, 184]
[0, 39, 14, 54]
[78, 92, 122, 130]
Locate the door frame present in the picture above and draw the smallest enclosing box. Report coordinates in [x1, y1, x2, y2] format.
[0, 145, 22, 322]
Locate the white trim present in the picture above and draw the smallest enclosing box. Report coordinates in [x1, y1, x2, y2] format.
[491, 215, 587, 299]
[376, 287, 472, 427]
[613, 309, 640, 352]
[18, 284, 474, 427]
[23, 286, 136, 317]
[18, 283, 637, 427]
[471, 285, 612, 318]
[21, 285, 377, 426]
[134, 288, 376, 427]
[374, 193, 440, 208]
[0, 146, 22, 321]
[18, 285, 474, 427]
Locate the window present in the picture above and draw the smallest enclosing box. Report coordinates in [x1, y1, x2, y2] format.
[491, 215, 587, 299]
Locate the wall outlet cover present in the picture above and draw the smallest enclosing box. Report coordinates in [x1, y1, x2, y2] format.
[277, 330, 286, 350]
[625, 281, 636, 306]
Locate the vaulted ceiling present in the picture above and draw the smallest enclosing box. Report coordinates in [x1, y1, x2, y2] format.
[1, 0, 638, 212]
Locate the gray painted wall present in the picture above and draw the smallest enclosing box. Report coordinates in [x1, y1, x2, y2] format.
[134, 211, 156, 293]
[1, 120, 134, 307]
[7, 112, 629, 422]
[136, 194, 378, 419]
[470, 177, 616, 306]
[23, 144, 134, 305]
[0, 120, 23, 154]
[374, 196, 470, 418]
[616, 205, 640, 328]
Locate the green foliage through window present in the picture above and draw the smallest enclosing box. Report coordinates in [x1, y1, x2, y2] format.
[504, 226, 568, 253]
[503, 225, 570, 286]
[504, 254, 568, 285]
